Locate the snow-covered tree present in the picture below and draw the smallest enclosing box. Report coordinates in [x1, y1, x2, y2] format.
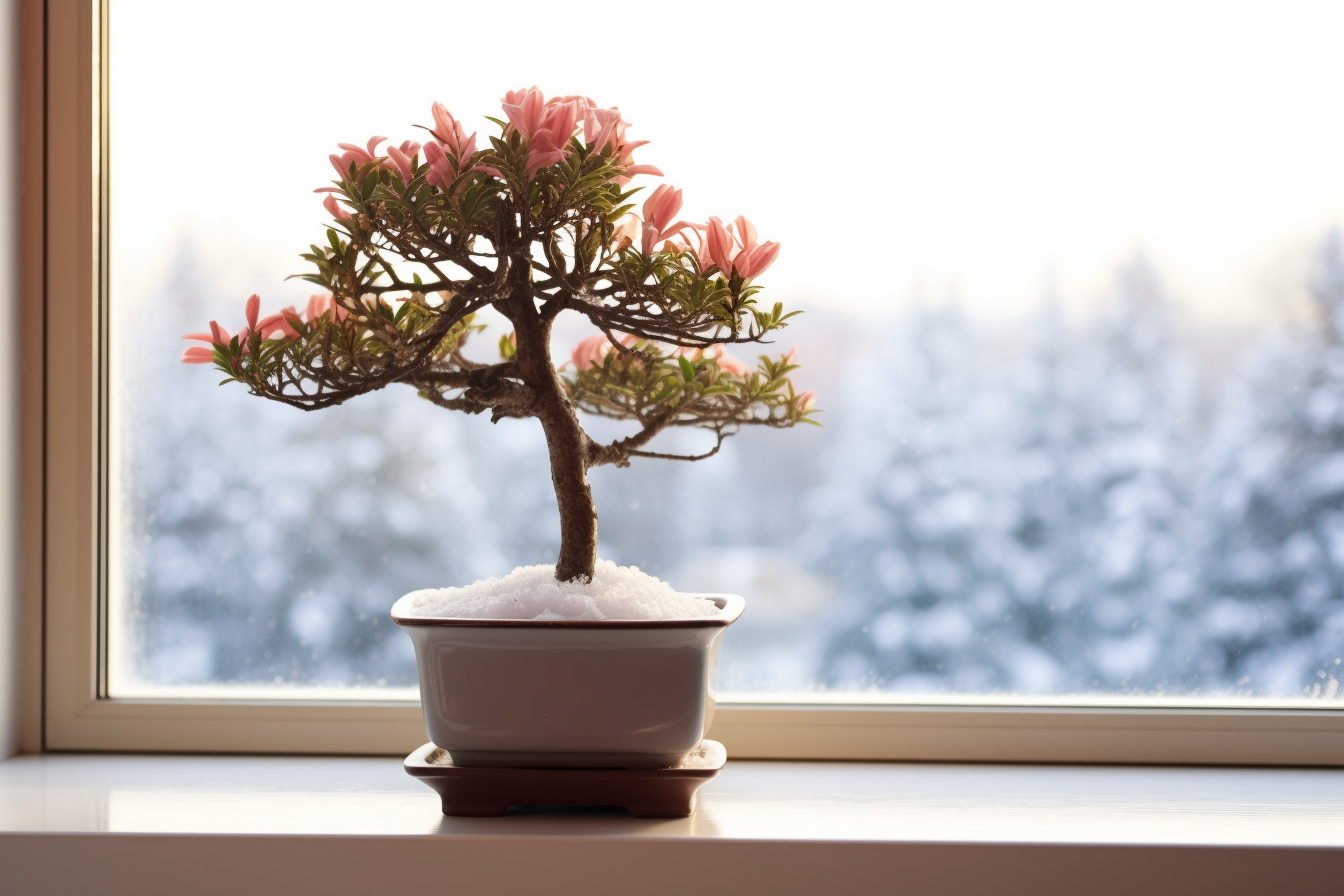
[117, 249, 558, 689]
[806, 261, 1201, 696]
[806, 304, 1019, 693]
[1003, 260, 1199, 693]
[1198, 232, 1344, 698]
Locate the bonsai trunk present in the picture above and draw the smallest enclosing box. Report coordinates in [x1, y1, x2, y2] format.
[508, 279, 598, 583]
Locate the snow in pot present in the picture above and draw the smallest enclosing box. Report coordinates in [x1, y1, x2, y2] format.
[402, 560, 720, 621]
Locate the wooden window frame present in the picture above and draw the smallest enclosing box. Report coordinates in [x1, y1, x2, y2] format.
[23, 0, 1344, 763]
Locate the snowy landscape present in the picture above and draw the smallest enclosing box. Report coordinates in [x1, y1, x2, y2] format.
[109, 234, 1344, 703]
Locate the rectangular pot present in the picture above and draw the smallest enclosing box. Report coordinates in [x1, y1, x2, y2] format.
[392, 593, 744, 768]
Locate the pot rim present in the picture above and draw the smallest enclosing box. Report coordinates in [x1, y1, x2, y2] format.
[391, 592, 745, 629]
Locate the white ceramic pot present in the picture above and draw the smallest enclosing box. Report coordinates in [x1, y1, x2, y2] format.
[391, 593, 745, 768]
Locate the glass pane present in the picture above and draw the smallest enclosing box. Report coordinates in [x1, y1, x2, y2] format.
[108, 0, 1344, 702]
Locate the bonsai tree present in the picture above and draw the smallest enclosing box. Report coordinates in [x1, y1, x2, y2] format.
[182, 88, 815, 583]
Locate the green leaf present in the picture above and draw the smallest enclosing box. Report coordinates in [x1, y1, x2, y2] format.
[678, 356, 695, 382]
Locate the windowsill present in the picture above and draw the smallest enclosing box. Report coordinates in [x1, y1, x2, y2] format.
[1, 753, 1341, 894]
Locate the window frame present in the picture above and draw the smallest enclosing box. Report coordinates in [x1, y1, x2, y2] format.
[28, 0, 1344, 763]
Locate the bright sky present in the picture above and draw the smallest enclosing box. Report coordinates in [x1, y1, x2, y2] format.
[110, 0, 1344, 325]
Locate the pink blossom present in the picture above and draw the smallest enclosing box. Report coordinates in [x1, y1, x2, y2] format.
[734, 241, 781, 280]
[705, 217, 737, 274]
[425, 102, 479, 191]
[636, 184, 691, 254]
[423, 142, 456, 191]
[328, 136, 388, 179]
[181, 319, 243, 363]
[430, 102, 474, 158]
[729, 214, 781, 279]
[180, 325, 222, 358]
[257, 306, 302, 340]
[619, 164, 663, 182]
[501, 87, 548, 140]
[385, 140, 421, 182]
[500, 88, 583, 177]
[182, 291, 322, 363]
[502, 90, 660, 183]
[584, 105, 622, 153]
[524, 127, 569, 178]
[323, 194, 352, 221]
[570, 333, 610, 371]
[796, 390, 817, 412]
[670, 224, 713, 270]
[643, 185, 683, 232]
[697, 215, 780, 281]
[424, 133, 481, 192]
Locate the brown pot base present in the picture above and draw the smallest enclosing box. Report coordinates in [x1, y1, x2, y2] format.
[404, 739, 726, 818]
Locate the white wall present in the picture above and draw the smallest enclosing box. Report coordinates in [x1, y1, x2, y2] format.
[0, 0, 21, 760]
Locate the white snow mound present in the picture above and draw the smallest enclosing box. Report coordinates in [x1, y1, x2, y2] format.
[404, 560, 720, 621]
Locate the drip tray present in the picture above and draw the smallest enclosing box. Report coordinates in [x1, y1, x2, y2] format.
[404, 739, 726, 818]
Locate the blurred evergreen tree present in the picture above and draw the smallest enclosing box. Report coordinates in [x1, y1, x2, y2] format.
[117, 244, 556, 689]
[1004, 260, 1198, 694]
[1198, 231, 1344, 697]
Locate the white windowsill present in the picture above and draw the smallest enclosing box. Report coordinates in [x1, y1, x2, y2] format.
[1, 753, 1341, 895]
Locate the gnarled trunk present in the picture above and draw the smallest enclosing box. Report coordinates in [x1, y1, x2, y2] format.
[507, 269, 598, 583]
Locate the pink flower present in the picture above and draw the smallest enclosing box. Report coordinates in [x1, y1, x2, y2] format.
[184, 290, 325, 363]
[584, 105, 622, 153]
[619, 163, 663, 182]
[670, 224, 713, 270]
[385, 140, 422, 182]
[636, 184, 691, 254]
[501, 87, 547, 140]
[796, 390, 817, 412]
[708, 345, 751, 377]
[329, 136, 388, 179]
[698, 216, 780, 281]
[424, 134, 480, 192]
[582, 106, 661, 184]
[705, 217, 737, 274]
[179, 323, 223, 364]
[424, 102, 479, 191]
[500, 88, 586, 178]
[257, 306, 302, 340]
[430, 102, 474, 158]
[423, 142, 456, 191]
[323, 194, 352, 221]
[501, 90, 661, 183]
[524, 127, 569, 178]
[643, 185, 683, 232]
[181, 319, 246, 364]
[570, 333, 610, 371]
[731, 213, 781, 280]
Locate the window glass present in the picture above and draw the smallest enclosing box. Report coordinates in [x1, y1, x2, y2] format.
[109, 0, 1344, 702]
